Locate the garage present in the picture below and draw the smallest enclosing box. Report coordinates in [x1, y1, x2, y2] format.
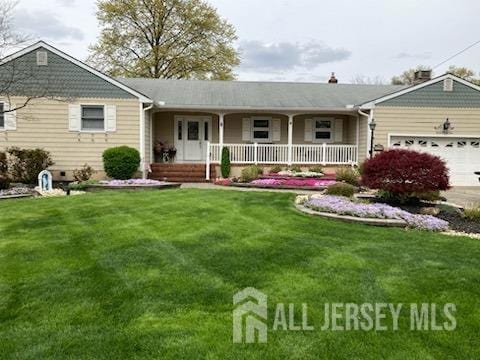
[390, 136, 480, 186]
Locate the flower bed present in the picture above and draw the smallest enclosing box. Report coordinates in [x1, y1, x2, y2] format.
[84, 179, 181, 191]
[276, 170, 324, 178]
[304, 195, 449, 231]
[0, 187, 36, 200]
[252, 178, 336, 187]
[99, 179, 165, 186]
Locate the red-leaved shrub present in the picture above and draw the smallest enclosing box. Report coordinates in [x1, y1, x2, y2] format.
[361, 149, 450, 201]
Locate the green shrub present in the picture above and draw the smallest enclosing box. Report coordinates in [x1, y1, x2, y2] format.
[309, 165, 323, 174]
[240, 165, 263, 183]
[336, 167, 360, 186]
[73, 164, 95, 182]
[103, 146, 140, 180]
[269, 165, 283, 174]
[220, 147, 231, 178]
[68, 179, 99, 191]
[464, 205, 480, 220]
[289, 165, 302, 172]
[325, 183, 356, 197]
[7, 147, 54, 184]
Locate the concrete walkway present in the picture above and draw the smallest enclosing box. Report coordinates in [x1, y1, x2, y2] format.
[443, 187, 480, 208]
[180, 182, 314, 194]
[182, 183, 480, 208]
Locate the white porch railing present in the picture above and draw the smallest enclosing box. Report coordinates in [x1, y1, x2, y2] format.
[206, 142, 358, 179]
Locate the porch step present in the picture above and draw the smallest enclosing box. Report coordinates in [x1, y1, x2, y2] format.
[149, 163, 215, 183]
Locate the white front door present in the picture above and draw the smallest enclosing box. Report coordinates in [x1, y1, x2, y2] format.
[175, 116, 212, 162]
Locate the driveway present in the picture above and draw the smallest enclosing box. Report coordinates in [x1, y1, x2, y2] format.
[443, 187, 480, 208]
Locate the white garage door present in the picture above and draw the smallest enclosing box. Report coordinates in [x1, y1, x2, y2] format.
[391, 136, 480, 186]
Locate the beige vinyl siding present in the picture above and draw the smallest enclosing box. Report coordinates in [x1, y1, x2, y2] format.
[0, 97, 141, 179]
[374, 106, 480, 149]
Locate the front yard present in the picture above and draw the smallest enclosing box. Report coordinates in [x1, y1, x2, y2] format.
[1, 189, 479, 359]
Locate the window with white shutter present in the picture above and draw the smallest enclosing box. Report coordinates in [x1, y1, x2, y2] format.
[252, 117, 271, 142]
[312, 118, 334, 143]
[81, 105, 105, 131]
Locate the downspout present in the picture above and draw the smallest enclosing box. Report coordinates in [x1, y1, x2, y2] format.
[141, 102, 154, 179]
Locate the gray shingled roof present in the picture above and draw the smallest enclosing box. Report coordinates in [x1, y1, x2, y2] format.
[117, 78, 405, 110]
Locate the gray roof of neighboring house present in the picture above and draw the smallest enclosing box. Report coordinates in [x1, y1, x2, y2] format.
[378, 79, 480, 107]
[117, 78, 405, 110]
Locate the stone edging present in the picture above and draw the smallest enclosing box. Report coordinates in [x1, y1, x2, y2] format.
[295, 203, 407, 228]
[85, 183, 181, 191]
[0, 194, 34, 200]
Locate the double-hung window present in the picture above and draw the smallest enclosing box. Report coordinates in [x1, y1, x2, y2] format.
[81, 105, 105, 131]
[313, 118, 333, 143]
[0, 103, 4, 129]
[252, 118, 271, 142]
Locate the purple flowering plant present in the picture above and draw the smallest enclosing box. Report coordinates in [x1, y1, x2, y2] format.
[100, 179, 164, 186]
[305, 195, 449, 231]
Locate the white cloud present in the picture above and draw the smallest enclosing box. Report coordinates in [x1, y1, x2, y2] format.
[238, 40, 351, 72]
[14, 8, 84, 41]
[394, 52, 432, 60]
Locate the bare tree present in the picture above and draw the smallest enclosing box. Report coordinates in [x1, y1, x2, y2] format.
[0, 0, 28, 53]
[350, 75, 385, 85]
[0, 0, 75, 119]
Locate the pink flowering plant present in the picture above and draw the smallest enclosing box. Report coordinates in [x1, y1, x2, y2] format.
[305, 195, 449, 231]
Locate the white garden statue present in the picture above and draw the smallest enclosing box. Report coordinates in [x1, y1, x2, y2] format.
[38, 170, 53, 192]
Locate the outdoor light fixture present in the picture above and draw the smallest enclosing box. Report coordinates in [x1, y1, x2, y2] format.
[435, 118, 454, 134]
[369, 118, 376, 158]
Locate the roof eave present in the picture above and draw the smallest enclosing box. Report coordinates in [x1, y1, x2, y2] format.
[154, 104, 360, 114]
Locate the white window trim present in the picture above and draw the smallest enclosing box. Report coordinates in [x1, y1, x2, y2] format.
[251, 116, 272, 143]
[80, 104, 107, 133]
[312, 117, 334, 143]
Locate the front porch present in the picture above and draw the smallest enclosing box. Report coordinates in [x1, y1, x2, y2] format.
[150, 111, 360, 180]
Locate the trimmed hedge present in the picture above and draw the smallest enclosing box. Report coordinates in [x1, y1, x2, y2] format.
[103, 146, 140, 180]
[221, 147, 231, 178]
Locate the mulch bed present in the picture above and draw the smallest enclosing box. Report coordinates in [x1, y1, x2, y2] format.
[437, 210, 480, 234]
[368, 196, 480, 234]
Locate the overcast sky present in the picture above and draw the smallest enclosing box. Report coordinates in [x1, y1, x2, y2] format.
[11, 0, 480, 83]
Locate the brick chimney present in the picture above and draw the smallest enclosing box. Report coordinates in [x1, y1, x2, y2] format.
[328, 72, 338, 84]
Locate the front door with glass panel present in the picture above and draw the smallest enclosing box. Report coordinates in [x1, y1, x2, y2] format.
[178, 117, 211, 161]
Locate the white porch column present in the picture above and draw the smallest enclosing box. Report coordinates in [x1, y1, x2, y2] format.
[218, 113, 225, 148]
[287, 114, 294, 165]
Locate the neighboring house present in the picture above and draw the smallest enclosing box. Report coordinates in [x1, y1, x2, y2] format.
[1, 41, 480, 186]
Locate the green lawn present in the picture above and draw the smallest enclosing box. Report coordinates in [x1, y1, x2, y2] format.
[0, 189, 479, 359]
